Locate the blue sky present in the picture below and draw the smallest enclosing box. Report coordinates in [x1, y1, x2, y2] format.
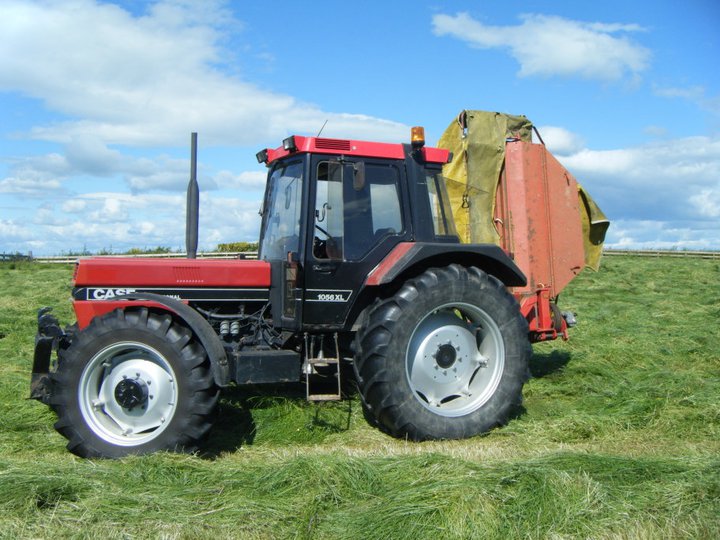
[1, 0, 719, 255]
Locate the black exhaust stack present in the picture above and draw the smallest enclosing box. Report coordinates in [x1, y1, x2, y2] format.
[186, 132, 199, 259]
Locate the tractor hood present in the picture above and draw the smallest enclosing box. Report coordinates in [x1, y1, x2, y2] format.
[71, 257, 272, 328]
[73, 257, 271, 289]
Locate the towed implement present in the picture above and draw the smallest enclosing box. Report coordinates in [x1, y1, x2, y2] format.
[32, 110, 608, 457]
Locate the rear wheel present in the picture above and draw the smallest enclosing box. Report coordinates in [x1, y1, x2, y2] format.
[50, 308, 219, 458]
[355, 264, 530, 440]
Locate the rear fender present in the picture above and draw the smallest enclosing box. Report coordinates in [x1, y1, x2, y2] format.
[347, 242, 527, 331]
[365, 242, 526, 288]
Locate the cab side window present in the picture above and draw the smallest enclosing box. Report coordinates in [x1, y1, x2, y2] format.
[425, 172, 458, 237]
[313, 161, 344, 260]
[313, 160, 403, 261]
[344, 162, 402, 260]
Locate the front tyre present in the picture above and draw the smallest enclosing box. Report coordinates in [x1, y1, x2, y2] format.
[355, 265, 531, 440]
[50, 308, 219, 458]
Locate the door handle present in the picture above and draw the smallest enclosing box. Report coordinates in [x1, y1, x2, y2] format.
[312, 263, 336, 274]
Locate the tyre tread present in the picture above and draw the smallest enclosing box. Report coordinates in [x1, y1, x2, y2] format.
[354, 264, 531, 441]
[50, 308, 219, 458]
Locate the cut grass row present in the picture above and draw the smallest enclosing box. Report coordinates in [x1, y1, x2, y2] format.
[1, 452, 717, 538]
[0, 257, 718, 538]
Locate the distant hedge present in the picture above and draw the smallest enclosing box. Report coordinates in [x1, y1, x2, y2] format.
[216, 242, 259, 252]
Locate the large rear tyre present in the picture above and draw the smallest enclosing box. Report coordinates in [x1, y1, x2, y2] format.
[50, 308, 219, 458]
[355, 265, 530, 440]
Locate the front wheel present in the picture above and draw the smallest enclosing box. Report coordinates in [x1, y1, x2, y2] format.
[355, 265, 531, 440]
[50, 308, 219, 458]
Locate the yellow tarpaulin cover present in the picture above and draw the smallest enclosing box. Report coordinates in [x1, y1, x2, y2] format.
[579, 185, 610, 270]
[438, 110, 609, 271]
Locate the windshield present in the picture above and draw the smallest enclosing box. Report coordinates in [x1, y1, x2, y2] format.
[258, 160, 304, 260]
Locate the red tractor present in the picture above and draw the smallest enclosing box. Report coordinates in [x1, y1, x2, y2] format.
[32, 111, 607, 458]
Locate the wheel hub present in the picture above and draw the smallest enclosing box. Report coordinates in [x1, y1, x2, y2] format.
[434, 343, 457, 369]
[409, 313, 478, 387]
[114, 377, 149, 410]
[406, 306, 505, 417]
[79, 345, 179, 445]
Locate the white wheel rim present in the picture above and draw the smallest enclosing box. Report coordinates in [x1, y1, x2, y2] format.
[406, 302, 505, 417]
[78, 342, 178, 447]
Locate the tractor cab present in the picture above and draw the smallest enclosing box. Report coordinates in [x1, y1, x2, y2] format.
[255, 130, 458, 332]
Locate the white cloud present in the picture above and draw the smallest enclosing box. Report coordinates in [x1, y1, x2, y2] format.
[61, 199, 88, 213]
[689, 189, 720, 218]
[64, 135, 124, 176]
[653, 85, 720, 116]
[653, 85, 705, 100]
[0, 219, 34, 242]
[32, 206, 70, 226]
[1, 142, 235, 195]
[215, 170, 267, 191]
[0, 0, 407, 147]
[536, 126, 585, 155]
[0, 152, 70, 197]
[561, 136, 720, 186]
[605, 219, 719, 250]
[432, 12, 650, 81]
[0, 1, 411, 254]
[0, 152, 69, 196]
[0, 176, 64, 196]
[87, 197, 128, 223]
[1, 189, 264, 255]
[125, 157, 201, 193]
[557, 136, 720, 234]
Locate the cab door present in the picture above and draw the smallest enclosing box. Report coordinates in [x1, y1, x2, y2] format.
[302, 156, 407, 328]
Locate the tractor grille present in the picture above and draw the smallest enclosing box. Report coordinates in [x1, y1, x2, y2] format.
[315, 138, 352, 151]
[173, 265, 204, 284]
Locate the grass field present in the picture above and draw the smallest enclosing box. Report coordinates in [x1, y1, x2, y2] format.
[0, 256, 718, 539]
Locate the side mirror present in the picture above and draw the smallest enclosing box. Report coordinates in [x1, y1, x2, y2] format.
[353, 162, 365, 191]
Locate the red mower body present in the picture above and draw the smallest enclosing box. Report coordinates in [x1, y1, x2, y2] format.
[500, 141, 587, 341]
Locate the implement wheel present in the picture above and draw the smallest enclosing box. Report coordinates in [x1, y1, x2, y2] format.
[355, 264, 530, 440]
[50, 308, 218, 458]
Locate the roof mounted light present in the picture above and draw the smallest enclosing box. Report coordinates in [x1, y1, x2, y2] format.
[283, 136, 297, 152]
[256, 149, 269, 164]
[411, 126, 425, 149]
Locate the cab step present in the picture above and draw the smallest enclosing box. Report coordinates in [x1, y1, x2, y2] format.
[304, 333, 342, 402]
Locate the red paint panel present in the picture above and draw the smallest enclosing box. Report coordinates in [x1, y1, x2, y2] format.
[73, 258, 271, 288]
[421, 146, 452, 164]
[266, 136, 404, 164]
[365, 242, 415, 286]
[498, 141, 585, 298]
[263, 136, 450, 165]
[518, 290, 568, 343]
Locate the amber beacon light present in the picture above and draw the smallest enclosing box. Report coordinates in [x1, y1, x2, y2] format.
[410, 126, 425, 148]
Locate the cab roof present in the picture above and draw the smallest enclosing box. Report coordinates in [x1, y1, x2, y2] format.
[256, 135, 451, 166]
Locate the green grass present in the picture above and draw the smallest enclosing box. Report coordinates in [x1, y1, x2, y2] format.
[0, 257, 718, 538]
